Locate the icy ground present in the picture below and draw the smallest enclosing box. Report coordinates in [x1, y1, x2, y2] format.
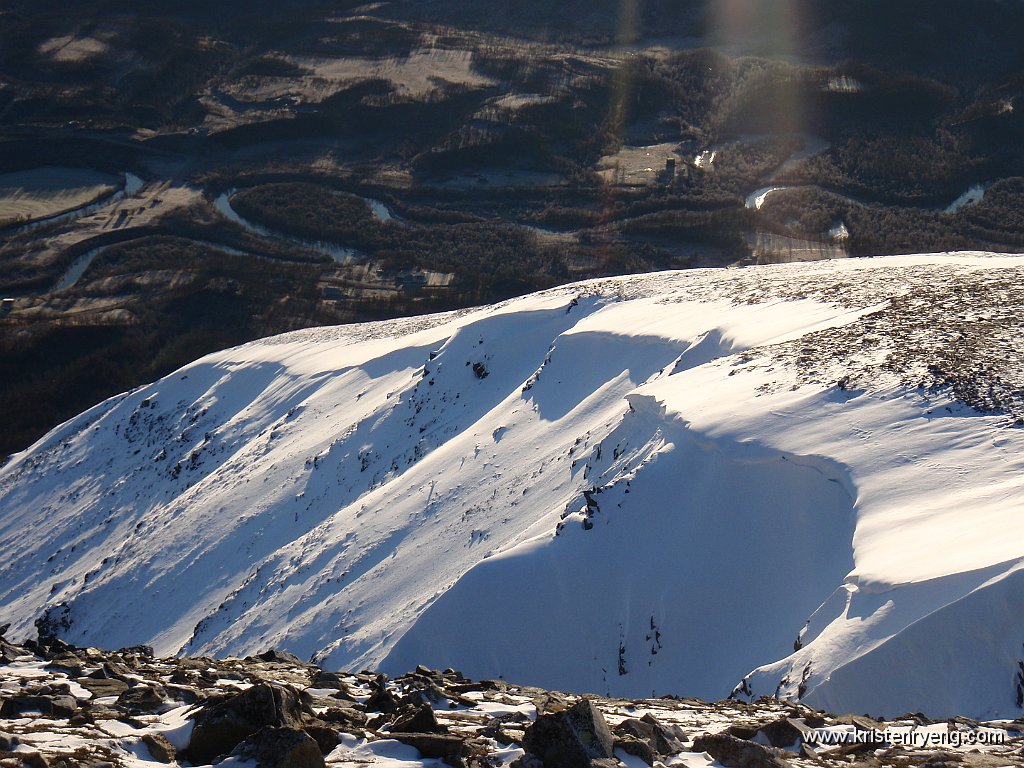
[1, 253, 1024, 719]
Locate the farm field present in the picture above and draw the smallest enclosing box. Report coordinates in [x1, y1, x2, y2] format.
[0, 167, 119, 227]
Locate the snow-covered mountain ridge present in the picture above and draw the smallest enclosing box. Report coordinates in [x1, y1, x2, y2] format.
[2, 252, 1023, 720]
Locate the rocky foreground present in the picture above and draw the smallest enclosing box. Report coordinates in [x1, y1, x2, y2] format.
[1, 629, 1022, 768]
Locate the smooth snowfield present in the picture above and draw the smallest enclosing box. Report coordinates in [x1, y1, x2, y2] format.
[1, 253, 1024, 719]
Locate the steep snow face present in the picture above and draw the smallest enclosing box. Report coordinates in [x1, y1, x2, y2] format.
[2, 253, 1024, 719]
[383, 398, 857, 699]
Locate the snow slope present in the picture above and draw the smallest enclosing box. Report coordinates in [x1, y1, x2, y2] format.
[2, 252, 1024, 719]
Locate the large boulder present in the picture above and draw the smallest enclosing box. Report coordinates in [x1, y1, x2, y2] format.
[0, 695, 78, 719]
[141, 733, 177, 763]
[44, 654, 84, 677]
[691, 733, 793, 768]
[116, 683, 171, 714]
[255, 649, 306, 666]
[615, 713, 687, 756]
[76, 677, 129, 698]
[391, 704, 446, 734]
[0, 625, 30, 665]
[389, 732, 469, 763]
[0, 640, 21, 664]
[187, 683, 309, 763]
[755, 717, 816, 749]
[521, 699, 615, 768]
[232, 726, 324, 768]
[301, 722, 341, 755]
[320, 706, 367, 729]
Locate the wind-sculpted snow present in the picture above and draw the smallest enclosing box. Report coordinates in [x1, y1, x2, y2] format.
[383, 396, 857, 699]
[2, 253, 1024, 719]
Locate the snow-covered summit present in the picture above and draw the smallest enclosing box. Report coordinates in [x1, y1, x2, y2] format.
[2, 252, 1024, 720]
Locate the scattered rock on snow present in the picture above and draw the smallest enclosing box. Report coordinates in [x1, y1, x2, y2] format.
[1, 636, 1023, 768]
[363, 675, 401, 714]
[311, 669, 356, 699]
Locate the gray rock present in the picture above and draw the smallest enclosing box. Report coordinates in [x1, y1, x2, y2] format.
[302, 722, 341, 754]
[615, 713, 686, 756]
[922, 751, 965, 768]
[17, 753, 48, 768]
[522, 699, 615, 768]
[726, 723, 760, 740]
[117, 645, 155, 659]
[164, 682, 205, 705]
[800, 743, 820, 760]
[757, 717, 813, 748]
[116, 684, 170, 714]
[311, 670, 356, 700]
[77, 677, 129, 698]
[45, 654, 84, 677]
[233, 726, 325, 768]
[0, 640, 22, 664]
[187, 682, 309, 763]
[321, 706, 368, 731]
[389, 732, 469, 762]
[255, 649, 306, 666]
[363, 684, 400, 714]
[833, 714, 887, 732]
[615, 733, 656, 766]
[0, 694, 77, 719]
[141, 733, 177, 763]
[81, 702, 124, 722]
[101, 660, 134, 681]
[531, 691, 570, 715]
[691, 733, 793, 768]
[391, 704, 446, 734]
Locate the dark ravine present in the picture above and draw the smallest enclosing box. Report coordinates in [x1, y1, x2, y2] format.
[1, 629, 1022, 768]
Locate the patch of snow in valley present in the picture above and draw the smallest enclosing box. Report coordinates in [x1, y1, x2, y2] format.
[746, 186, 787, 210]
[828, 221, 849, 241]
[944, 183, 989, 214]
[693, 150, 716, 169]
